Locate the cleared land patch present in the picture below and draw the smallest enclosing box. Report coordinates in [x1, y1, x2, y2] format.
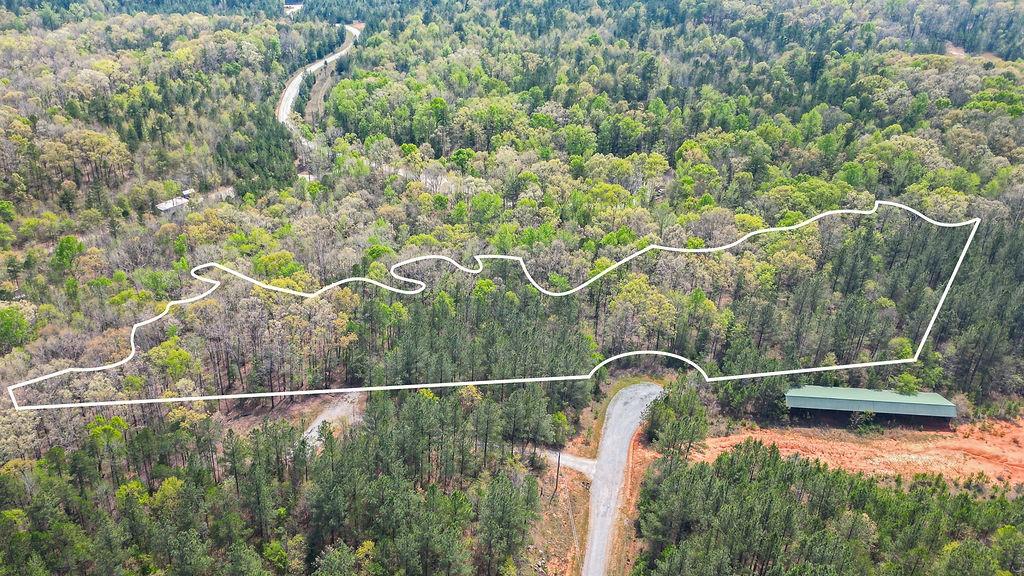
[699, 420, 1024, 484]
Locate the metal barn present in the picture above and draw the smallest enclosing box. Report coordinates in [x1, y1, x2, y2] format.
[785, 385, 957, 419]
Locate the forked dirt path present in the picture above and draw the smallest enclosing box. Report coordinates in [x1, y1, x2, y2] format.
[699, 420, 1024, 484]
[546, 383, 663, 576]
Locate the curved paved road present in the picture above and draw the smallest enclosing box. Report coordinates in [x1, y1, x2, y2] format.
[275, 22, 457, 191]
[276, 24, 362, 130]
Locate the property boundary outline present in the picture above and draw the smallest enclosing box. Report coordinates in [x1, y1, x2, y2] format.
[6, 200, 981, 410]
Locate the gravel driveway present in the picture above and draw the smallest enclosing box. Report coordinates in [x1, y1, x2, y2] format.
[581, 383, 662, 575]
[547, 383, 659, 576]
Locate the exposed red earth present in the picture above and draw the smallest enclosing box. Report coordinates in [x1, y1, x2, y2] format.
[699, 419, 1024, 485]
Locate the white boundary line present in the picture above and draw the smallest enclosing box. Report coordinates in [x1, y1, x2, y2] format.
[6, 201, 980, 410]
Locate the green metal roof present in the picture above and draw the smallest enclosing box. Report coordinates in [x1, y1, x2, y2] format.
[785, 385, 957, 418]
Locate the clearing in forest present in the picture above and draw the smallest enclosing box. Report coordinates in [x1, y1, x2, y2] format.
[699, 420, 1024, 485]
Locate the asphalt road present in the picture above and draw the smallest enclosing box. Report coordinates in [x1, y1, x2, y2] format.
[275, 24, 458, 193]
[276, 25, 361, 128]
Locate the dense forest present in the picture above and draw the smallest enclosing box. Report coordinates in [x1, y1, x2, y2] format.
[0, 0, 1023, 573]
[640, 377, 1024, 575]
[1, 0, 281, 18]
[4, 0, 1024, 421]
[637, 437, 1024, 575]
[0, 389, 550, 574]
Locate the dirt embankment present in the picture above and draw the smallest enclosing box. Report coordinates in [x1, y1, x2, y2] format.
[606, 429, 658, 576]
[699, 420, 1024, 485]
[303, 64, 338, 126]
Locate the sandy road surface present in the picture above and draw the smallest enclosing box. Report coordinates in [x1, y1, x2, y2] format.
[548, 450, 598, 479]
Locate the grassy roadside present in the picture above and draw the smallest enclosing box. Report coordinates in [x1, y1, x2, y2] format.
[526, 464, 591, 575]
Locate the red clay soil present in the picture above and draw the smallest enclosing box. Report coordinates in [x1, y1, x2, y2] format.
[698, 420, 1024, 485]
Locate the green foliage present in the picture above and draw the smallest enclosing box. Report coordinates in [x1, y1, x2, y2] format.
[253, 250, 303, 279]
[227, 542, 273, 576]
[148, 336, 197, 381]
[849, 411, 882, 435]
[965, 76, 1024, 117]
[0, 223, 13, 250]
[217, 105, 297, 198]
[636, 440, 1023, 576]
[472, 279, 497, 301]
[450, 148, 476, 173]
[0, 392, 558, 576]
[562, 124, 597, 157]
[469, 191, 503, 225]
[0, 306, 29, 353]
[312, 544, 357, 576]
[50, 235, 84, 276]
[133, 268, 178, 300]
[646, 377, 709, 466]
[3, 2, 1024, 574]
[173, 234, 188, 258]
[0, 200, 15, 223]
[893, 372, 921, 395]
[477, 473, 539, 573]
[262, 540, 288, 574]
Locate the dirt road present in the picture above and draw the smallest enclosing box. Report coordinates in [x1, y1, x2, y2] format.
[302, 392, 365, 442]
[549, 450, 597, 478]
